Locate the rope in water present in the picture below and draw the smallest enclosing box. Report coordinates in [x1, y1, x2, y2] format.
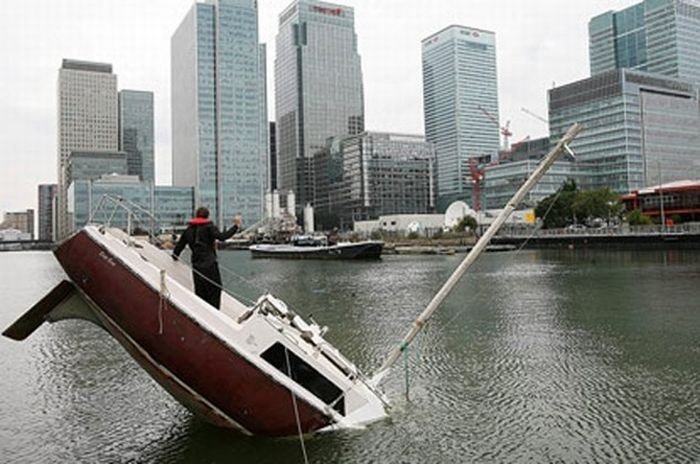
[158, 269, 171, 335]
[284, 346, 310, 464]
[402, 322, 429, 400]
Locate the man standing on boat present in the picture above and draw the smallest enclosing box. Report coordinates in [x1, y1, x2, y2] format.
[172, 207, 241, 310]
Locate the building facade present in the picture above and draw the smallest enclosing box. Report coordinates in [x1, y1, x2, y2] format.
[589, 0, 700, 82]
[172, 0, 268, 228]
[275, 0, 364, 210]
[485, 159, 595, 210]
[1, 210, 35, 238]
[67, 151, 128, 183]
[270, 121, 278, 191]
[38, 184, 57, 241]
[314, 132, 436, 229]
[119, 90, 155, 182]
[548, 69, 700, 193]
[422, 25, 500, 210]
[69, 175, 194, 233]
[622, 179, 700, 222]
[57, 59, 119, 239]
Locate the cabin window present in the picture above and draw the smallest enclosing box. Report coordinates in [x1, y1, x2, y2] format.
[261, 342, 345, 415]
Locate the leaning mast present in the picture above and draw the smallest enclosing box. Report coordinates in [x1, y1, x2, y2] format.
[371, 123, 583, 384]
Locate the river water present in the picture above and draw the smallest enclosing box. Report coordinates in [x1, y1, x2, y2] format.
[0, 249, 698, 463]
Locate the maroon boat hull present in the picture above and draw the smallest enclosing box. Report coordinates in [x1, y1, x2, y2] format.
[55, 230, 332, 436]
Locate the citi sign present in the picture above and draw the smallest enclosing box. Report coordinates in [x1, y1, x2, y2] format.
[312, 5, 344, 16]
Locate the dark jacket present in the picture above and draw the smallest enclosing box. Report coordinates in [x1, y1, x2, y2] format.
[173, 218, 239, 268]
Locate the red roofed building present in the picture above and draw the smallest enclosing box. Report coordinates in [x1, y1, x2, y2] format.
[622, 180, 700, 224]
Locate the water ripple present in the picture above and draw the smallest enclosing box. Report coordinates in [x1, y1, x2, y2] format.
[2, 250, 700, 462]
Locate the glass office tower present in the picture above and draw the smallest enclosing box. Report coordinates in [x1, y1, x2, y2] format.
[589, 0, 700, 82]
[119, 90, 154, 183]
[275, 0, 364, 211]
[172, 0, 268, 227]
[66, 151, 128, 183]
[549, 69, 700, 193]
[422, 25, 500, 210]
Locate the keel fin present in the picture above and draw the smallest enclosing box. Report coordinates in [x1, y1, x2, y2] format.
[2, 280, 77, 341]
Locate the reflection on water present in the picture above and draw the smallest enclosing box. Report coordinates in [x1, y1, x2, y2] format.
[1, 249, 699, 463]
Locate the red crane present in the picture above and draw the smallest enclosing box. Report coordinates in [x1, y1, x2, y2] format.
[479, 105, 512, 150]
[467, 135, 530, 211]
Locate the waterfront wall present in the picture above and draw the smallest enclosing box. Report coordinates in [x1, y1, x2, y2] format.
[494, 224, 700, 249]
[0, 241, 54, 252]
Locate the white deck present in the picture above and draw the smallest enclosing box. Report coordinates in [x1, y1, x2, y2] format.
[86, 226, 388, 431]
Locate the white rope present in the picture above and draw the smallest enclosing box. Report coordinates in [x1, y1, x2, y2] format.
[184, 262, 257, 306]
[218, 262, 270, 295]
[215, 257, 319, 320]
[284, 346, 309, 464]
[158, 269, 170, 335]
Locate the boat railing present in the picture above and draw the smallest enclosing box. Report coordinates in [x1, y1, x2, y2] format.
[88, 194, 160, 244]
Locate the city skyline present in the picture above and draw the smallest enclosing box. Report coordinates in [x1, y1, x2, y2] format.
[0, 0, 642, 216]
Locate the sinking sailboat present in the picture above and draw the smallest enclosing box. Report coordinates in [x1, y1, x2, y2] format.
[3, 124, 582, 437]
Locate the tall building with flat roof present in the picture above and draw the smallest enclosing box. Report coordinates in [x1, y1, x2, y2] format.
[422, 25, 500, 210]
[38, 184, 57, 241]
[548, 69, 700, 193]
[119, 90, 154, 182]
[172, 0, 268, 227]
[275, 0, 364, 210]
[589, 0, 700, 82]
[57, 59, 118, 238]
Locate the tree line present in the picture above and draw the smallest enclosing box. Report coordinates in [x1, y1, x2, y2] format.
[534, 180, 652, 228]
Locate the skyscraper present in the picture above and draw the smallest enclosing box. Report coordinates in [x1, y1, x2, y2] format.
[422, 25, 500, 209]
[119, 90, 155, 183]
[57, 59, 118, 238]
[172, 0, 268, 227]
[38, 184, 57, 242]
[589, 0, 700, 82]
[275, 0, 364, 210]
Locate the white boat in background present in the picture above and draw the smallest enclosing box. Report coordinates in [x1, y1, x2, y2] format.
[250, 235, 383, 260]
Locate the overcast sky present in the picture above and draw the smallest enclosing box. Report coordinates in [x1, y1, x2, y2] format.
[0, 0, 638, 216]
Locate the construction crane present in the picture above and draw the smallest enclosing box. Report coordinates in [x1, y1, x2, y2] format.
[478, 105, 512, 150]
[467, 135, 530, 212]
[520, 107, 579, 161]
[521, 107, 549, 125]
